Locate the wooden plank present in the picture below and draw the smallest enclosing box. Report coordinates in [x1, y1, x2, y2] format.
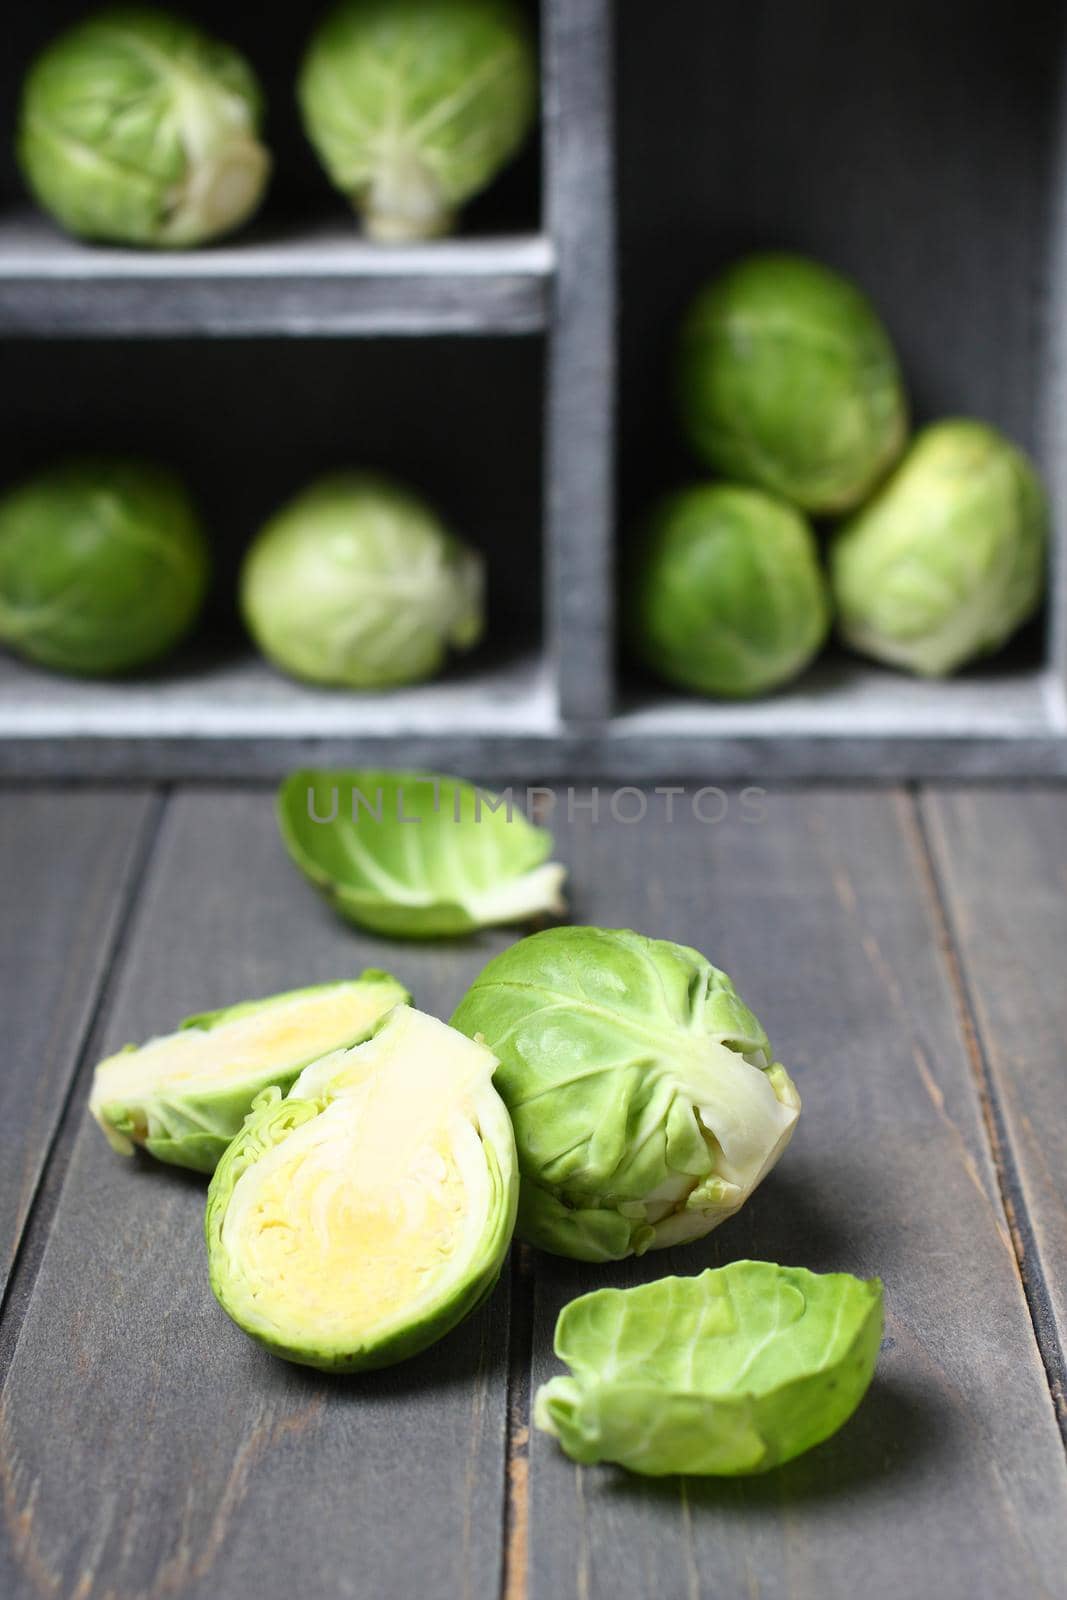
[0, 788, 154, 1305]
[921, 786, 1067, 1419]
[544, 0, 617, 721]
[0, 790, 515, 1600]
[524, 789, 1067, 1600]
[0, 214, 552, 337]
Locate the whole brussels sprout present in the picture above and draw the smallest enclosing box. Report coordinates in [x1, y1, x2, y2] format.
[298, 0, 537, 241]
[0, 457, 209, 676]
[240, 473, 484, 689]
[830, 420, 1048, 677]
[629, 482, 831, 697]
[18, 6, 270, 247]
[452, 927, 800, 1262]
[678, 253, 908, 513]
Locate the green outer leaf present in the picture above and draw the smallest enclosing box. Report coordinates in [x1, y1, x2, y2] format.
[535, 1262, 884, 1475]
[17, 5, 269, 247]
[451, 927, 800, 1260]
[628, 482, 831, 698]
[678, 253, 908, 514]
[89, 971, 409, 1173]
[204, 1010, 518, 1371]
[277, 768, 566, 939]
[829, 418, 1049, 677]
[298, 0, 537, 240]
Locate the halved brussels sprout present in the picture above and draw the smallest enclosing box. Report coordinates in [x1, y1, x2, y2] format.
[18, 6, 270, 247]
[629, 482, 831, 697]
[205, 1005, 518, 1371]
[535, 1262, 884, 1476]
[0, 457, 208, 677]
[240, 474, 483, 689]
[678, 253, 908, 513]
[277, 769, 566, 938]
[830, 419, 1048, 676]
[452, 927, 800, 1261]
[298, 0, 537, 241]
[90, 971, 408, 1172]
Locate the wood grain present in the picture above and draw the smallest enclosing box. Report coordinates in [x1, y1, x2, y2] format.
[920, 786, 1067, 1422]
[524, 789, 1067, 1600]
[0, 790, 520, 1600]
[0, 788, 153, 1305]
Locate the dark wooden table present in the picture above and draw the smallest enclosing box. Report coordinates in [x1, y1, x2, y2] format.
[1, 784, 1065, 1600]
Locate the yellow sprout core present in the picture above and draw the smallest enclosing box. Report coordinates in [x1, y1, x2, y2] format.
[219, 1008, 498, 1346]
[93, 984, 395, 1102]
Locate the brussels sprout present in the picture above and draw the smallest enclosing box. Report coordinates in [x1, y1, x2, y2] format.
[678, 253, 908, 513]
[298, 0, 537, 241]
[535, 1262, 883, 1476]
[206, 1005, 518, 1370]
[278, 769, 566, 938]
[452, 927, 800, 1262]
[90, 971, 408, 1172]
[830, 419, 1048, 677]
[630, 482, 831, 698]
[17, 6, 270, 248]
[0, 457, 208, 676]
[240, 474, 483, 688]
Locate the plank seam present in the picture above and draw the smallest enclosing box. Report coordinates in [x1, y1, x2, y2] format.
[500, 1244, 534, 1600]
[0, 787, 170, 1379]
[908, 788, 1067, 1443]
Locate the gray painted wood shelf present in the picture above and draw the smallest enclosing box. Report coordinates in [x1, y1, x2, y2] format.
[1, 0, 1066, 778]
[0, 212, 554, 336]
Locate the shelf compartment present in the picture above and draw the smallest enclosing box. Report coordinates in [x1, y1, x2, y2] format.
[0, 213, 554, 337]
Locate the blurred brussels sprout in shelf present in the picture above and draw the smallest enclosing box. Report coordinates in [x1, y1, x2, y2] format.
[89, 970, 408, 1173]
[206, 1005, 518, 1371]
[452, 927, 800, 1262]
[679, 253, 908, 514]
[0, 457, 208, 676]
[535, 1263, 884, 1477]
[278, 768, 566, 938]
[17, 6, 270, 248]
[298, 0, 537, 241]
[830, 420, 1048, 677]
[629, 482, 831, 698]
[240, 474, 483, 689]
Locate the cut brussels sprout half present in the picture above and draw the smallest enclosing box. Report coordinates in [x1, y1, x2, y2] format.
[298, 0, 537, 242]
[830, 419, 1048, 677]
[205, 1005, 518, 1371]
[277, 769, 566, 939]
[90, 971, 408, 1173]
[18, 6, 270, 248]
[535, 1263, 883, 1476]
[679, 253, 908, 514]
[452, 927, 800, 1261]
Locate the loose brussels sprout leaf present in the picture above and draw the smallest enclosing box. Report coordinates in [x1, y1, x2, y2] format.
[452, 928, 799, 1260]
[629, 483, 831, 698]
[830, 419, 1048, 677]
[298, 0, 537, 241]
[90, 971, 408, 1173]
[535, 1262, 883, 1476]
[0, 457, 209, 677]
[240, 473, 483, 689]
[277, 769, 566, 938]
[679, 253, 908, 513]
[206, 1005, 518, 1370]
[18, 6, 270, 248]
